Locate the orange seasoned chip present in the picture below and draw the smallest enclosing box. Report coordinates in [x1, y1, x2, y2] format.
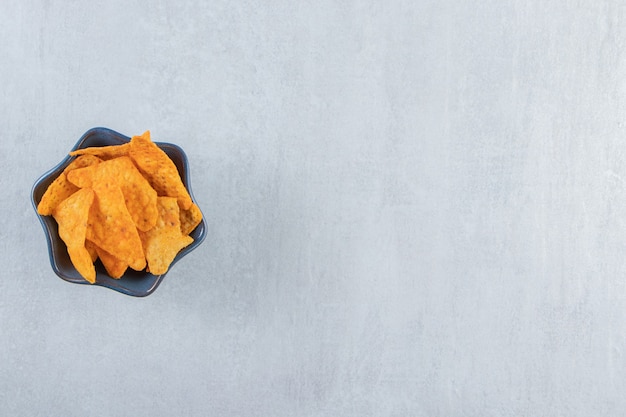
[129, 131, 192, 210]
[65, 164, 97, 188]
[87, 182, 146, 271]
[67, 156, 158, 231]
[93, 245, 128, 279]
[53, 188, 96, 283]
[180, 202, 203, 235]
[37, 154, 101, 215]
[85, 239, 98, 262]
[139, 196, 193, 275]
[69, 142, 130, 160]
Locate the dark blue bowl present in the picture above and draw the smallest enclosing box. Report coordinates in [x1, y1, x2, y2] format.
[31, 127, 207, 297]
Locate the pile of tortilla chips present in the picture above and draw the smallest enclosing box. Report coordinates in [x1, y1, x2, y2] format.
[37, 131, 203, 283]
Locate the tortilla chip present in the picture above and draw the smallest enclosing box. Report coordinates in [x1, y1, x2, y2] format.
[65, 165, 96, 188]
[93, 245, 128, 279]
[180, 202, 203, 235]
[69, 142, 130, 160]
[86, 182, 146, 271]
[53, 188, 96, 283]
[129, 131, 192, 210]
[67, 156, 158, 231]
[85, 239, 98, 262]
[139, 196, 193, 275]
[37, 154, 101, 215]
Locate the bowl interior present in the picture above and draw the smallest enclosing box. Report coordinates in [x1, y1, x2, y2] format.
[31, 127, 206, 297]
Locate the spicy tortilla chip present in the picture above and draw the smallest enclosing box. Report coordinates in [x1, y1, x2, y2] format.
[37, 154, 101, 215]
[93, 245, 128, 279]
[129, 131, 192, 210]
[85, 239, 98, 262]
[53, 188, 96, 283]
[69, 142, 130, 160]
[67, 156, 158, 231]
[180, 202, 203, 235]
[87, 182, 146, 271]
[139, 196, 193, 275]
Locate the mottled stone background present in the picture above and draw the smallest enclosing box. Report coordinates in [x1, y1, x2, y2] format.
[2, 1, 626, 415]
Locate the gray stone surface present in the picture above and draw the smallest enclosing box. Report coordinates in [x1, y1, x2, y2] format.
[3, 0, 626, 415]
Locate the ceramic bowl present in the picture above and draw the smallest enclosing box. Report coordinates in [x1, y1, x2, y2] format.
[31, 127, 206, 297]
